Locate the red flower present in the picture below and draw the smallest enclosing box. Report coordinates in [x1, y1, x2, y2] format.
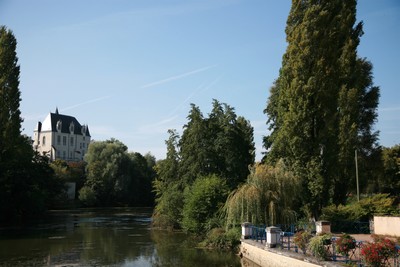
[361, 238, 397, 267]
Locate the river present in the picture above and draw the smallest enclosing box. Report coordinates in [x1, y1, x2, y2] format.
[0, 208, 242, 266]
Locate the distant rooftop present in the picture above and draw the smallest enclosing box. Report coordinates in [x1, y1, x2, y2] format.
[39, 108, 90, 137]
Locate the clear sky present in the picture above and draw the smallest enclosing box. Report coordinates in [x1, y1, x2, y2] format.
[1, 0, 399, 161]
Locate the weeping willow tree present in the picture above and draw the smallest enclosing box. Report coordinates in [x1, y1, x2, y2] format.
[224, 160, 300, 227]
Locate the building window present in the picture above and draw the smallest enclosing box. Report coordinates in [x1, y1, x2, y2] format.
[57, 151, 60, 158]
[56, 120, 62, 132]
[42, 136, 46, 145]
[69, 122, 74, 134]
[63, 151, 66, 159]
[57, 135, 61, 145]
[70, 152, 72, 159]
[82, 143, 85, 148]
[63, 136, 66, 146]
[70, 137, 74, 146]
[81, 125, 87, 135]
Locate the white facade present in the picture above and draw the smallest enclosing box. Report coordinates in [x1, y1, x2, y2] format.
[33, 109, 91, 161]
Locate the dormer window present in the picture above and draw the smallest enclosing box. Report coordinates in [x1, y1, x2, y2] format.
[81, 125, 87, 135]
[56, 120, 62, 132]
[69, 122, 75, 134]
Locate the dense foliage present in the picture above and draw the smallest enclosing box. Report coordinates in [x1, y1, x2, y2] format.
[321, 194, 398, 223]
[179, 100, 255, 189]
[361, 235, 398, 267]
[377, 145, 400, 194]
[0, 26, 65, 224]
[50, 160, 87, 198]
[153, 100, 255, 231]
[200, 227, 241, 251]
[263, 0, 380, 217]
[308, 233, 332, 260]
[224, 160, 300, 226]
[182, 175, 229, 233]
[79, 139, 156, 207]
[293, 230, 312, 253]
[336, 233, 356, 256]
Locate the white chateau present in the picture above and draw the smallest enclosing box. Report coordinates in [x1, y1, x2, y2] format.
[33, 108, 91, 161]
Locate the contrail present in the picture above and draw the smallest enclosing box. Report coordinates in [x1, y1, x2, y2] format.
[60, 95, 112, 112]
[141, 65, 217, 89]
[167, 75, 222, 117]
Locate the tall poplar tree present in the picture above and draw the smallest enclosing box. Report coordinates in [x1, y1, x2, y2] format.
[0, 26, 22, 161]
[0, 26, 64, 223]
[263, 1, 379, 217]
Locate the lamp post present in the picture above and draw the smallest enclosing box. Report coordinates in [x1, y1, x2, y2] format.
[355, 150, 359, 202]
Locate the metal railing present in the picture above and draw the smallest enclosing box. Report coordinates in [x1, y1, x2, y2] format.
[249, 225, 266, 243]
[246, 226, 400, 266]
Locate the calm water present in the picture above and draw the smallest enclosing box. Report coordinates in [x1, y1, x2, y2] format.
[0, 208, 241, 267]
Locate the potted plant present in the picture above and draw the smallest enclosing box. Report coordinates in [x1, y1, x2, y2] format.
[294, 231, 312, 254]
[336, 233, 356, 258]
[321, 233, 332, 245]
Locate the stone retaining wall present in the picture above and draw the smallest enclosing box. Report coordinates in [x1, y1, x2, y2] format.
[240, 241, 321, 267]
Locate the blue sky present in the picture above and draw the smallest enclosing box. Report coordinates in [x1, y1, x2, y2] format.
[1, 0, 399, 161]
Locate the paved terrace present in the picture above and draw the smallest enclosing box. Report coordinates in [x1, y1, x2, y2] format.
[240, 234, 399, 267]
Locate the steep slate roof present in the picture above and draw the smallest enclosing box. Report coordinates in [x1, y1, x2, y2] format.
[41, 112, 91, 137]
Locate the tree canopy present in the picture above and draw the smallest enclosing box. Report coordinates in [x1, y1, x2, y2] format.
[225, 160, 300, 227]
[153, 100, 255, 229]
[179, 100, 255, 189]
[0, 26, 64, 224]
[263, 0, 380, 217]
[79, 139, 155, 207]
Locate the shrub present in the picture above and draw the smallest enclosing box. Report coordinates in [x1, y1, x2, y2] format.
[336, 233, 356, 257]
[361, 236, 397, 267]
[152, 184, 184, 229]
[308, 233, 332, 260]
[321, 194, 396, 223]
[182, 175, 229, 234]
[79, 186, 97, 206]
[294, 231, 312, 253]
[201, 227, 241, 251]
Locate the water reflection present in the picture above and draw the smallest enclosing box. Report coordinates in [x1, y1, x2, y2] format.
[0, 208, 240, 266]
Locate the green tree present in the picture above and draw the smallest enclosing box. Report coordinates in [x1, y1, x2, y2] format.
[182, 175, 229, 234]
[208, 100, 255, 188]
[379, 145, 400, 194]
[0, 26, 64, 223]
[80, 139, 130, 206]
[179, 104, 209, 185]
[50, 160, 86, 194]
[225, 160, 300, 227]
[127, 152, 155, 206]
[154, 129, 180, 187]
[153, 100, 255, 229]
[67, 161, 87, 194]
[0, 26, 22, 159]
[153, 130, 183, 228]
[263, 0, 379, 217]
[81, 139, 156, 207]
[179, 100, 255, 189]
